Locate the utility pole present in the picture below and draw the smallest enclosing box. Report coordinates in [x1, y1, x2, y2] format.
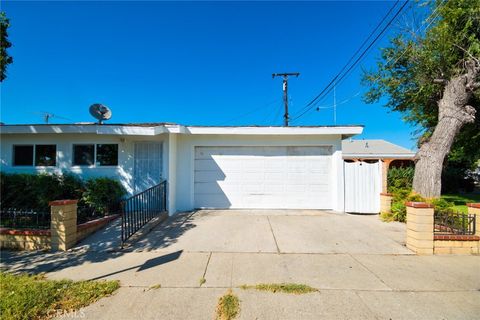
[272, 72, 300, 126]
[333, 82, 337, 125]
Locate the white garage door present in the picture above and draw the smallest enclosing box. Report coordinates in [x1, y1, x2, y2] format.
[194, 146, 332, 209]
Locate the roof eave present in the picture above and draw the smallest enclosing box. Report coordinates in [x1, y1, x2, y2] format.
[342, 153, 416, 159]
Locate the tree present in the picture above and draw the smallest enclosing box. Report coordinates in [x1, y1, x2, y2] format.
[363, 0, 480, 198]
[1, 12, 13, 82]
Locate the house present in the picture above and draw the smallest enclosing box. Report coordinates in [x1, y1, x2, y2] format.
[0, 123, 363, 214]
[342, 139, 415, 193]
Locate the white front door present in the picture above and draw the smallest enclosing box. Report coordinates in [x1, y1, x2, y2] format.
[134, 142, 163, 193]
[194, 146, 333, 209]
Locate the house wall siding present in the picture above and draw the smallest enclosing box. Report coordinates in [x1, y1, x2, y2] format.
[0, 133, 168, 195]
[1, 132, 345, 214]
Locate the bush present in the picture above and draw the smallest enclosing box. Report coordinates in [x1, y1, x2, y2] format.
[387, 188, 426, 223]
[0, 173, 125, 214]
[82, 178, 126, 214]
[430, 198, 455, 212]
[441, 166, 475, 193]
[387, 166, 415, 192]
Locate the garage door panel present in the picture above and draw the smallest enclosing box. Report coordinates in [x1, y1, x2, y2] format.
[194, 194, 232, 208]
[194, 146, 332, 209]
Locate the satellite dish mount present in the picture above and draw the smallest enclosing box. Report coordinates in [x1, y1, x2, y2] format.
[89, 104, 112, 124]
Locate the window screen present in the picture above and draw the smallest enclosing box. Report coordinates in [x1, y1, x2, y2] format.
[13, 145, 34, 166]
[96, 144, 118, 166]
[73, 144, 95, 166]
[35, 145, 56, 166]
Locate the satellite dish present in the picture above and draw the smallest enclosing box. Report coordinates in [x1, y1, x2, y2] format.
[89, 104, 112, 124]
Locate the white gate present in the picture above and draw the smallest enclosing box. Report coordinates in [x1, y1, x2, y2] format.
[344, 161, 381, 214]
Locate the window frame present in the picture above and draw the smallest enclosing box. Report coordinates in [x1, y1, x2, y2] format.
[72, 144, 96, 167]
[12, 144, 34, 167]
[71, 143, 119, 168]
[12, 144, 58, 168]
[96, 143, 119, 167]
[34, 144, 58, 167]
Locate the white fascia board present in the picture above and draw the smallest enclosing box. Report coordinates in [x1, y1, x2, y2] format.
[165, 124, 187, 134]
[342, 153, 416, 159]
[184, 126, 364, 135]
[0, 125, 163, 136]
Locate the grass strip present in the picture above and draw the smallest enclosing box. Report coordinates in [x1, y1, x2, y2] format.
[239, 283, 318, 294]
[0, 272, 119, 320]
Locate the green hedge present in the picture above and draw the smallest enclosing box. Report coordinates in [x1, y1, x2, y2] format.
[0, 172, 126, 214]
[387, 166, 414, 192]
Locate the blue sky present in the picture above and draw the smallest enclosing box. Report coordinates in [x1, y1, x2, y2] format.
[1, 1, 419, 149]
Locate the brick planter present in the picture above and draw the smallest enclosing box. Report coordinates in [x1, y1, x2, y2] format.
[406, 202, 434, 255]
[380, 193, 393, 213]
[1, 199, 119, 252]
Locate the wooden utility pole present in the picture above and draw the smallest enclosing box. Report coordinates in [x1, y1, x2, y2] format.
[272, 72, 300, 126]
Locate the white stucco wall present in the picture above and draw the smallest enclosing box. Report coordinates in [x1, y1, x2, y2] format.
[1, 131, 346, 214]
[173, 134, 344, 213]
[0, 133, 168, 196]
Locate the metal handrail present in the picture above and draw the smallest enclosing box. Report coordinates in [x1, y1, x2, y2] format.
[120, 180, 167, 245]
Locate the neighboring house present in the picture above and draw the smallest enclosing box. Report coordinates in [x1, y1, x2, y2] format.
[342, 139, 415, 193]
[0, 123, 363, 214]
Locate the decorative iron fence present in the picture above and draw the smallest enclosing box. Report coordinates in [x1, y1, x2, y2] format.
[0, 208, 51, 229]
[120, 180, 167, 245]
[434, 209, 476, 235]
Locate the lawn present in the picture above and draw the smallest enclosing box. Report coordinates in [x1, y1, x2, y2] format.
[441, 193, 480, 213]
[0, 272, 119, 320]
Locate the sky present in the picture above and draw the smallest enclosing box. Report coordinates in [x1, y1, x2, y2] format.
[1, 1, 420, 149]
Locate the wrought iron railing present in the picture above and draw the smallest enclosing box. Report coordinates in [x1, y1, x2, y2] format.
[0, 208, 51, 229]
[120, 180, 167, 245]
[434, 209, 476, 235]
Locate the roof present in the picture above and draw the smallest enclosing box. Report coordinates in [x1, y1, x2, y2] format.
[0, 123, 363, 137]
[342, 139, 415, 159]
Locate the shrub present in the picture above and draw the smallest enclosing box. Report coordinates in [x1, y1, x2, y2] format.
[429, 198, 455, 212]
[387, 166, 414, 192]
[82, 178, 126, 214]
[0, 173, 125, 214]
[391, 201, 407, 222]
[387, 188, 426, 223]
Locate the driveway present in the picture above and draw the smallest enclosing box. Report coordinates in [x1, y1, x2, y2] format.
[130, 209, 411, 254]
[2, 210, 479, 319]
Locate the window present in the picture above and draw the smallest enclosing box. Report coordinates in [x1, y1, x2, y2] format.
[96, 144, 118, 166]
[73, 144, 95, 166]
[72, 144, 118, 166]
[13, 145, 34, 166]
[35, 145, 56, 166]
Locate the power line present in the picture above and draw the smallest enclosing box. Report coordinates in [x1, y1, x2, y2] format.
[218, 98, 281, 125]
[291, 0, 446, 124]
[310, 0, 446, 115]
[291, 0, 410, 122]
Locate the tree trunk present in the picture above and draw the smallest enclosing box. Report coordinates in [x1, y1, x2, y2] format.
[412, 59, 479, 198]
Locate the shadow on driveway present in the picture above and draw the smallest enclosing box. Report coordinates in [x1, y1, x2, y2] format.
[0, 211, 200, 275]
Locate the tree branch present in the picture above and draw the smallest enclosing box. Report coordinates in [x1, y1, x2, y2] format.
[434, 79, 447, 85]
[454, 43, 480, 65]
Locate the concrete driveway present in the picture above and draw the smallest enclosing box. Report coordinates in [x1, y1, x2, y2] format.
[2, 210, 479, 319]
[130, 209, 412, 254]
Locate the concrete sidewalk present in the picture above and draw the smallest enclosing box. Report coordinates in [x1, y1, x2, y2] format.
[2, 210, 479, 319]
[37, 250, 479, 319]
[43, 251, 479, 320]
